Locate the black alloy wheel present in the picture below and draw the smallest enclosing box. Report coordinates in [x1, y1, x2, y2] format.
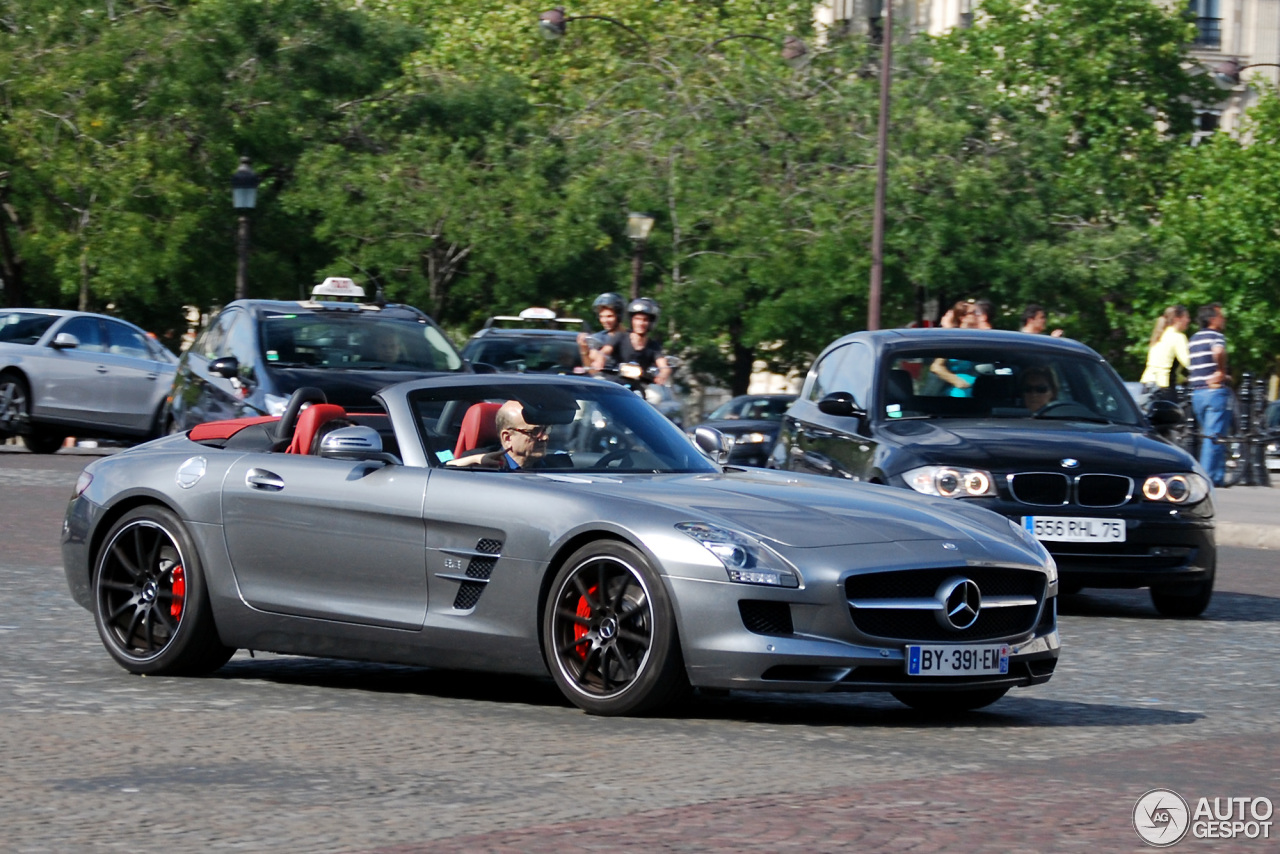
[544, 541, 687, 715]
[0, 372, 27, 436]
[93, 506, 233, 675]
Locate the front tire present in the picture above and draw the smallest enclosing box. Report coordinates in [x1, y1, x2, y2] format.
[891, 687, 1010, 713]
[93, 506, 234, 675]
[543, 541, 688, 716]
[1150, 578, 1214, 618]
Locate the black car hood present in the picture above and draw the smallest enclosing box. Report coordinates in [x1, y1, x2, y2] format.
[879, 418, 1192, 473]
[266, 367, 450, 410]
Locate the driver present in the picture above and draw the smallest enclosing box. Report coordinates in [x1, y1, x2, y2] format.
[1020, 366, 1058, 412]
[450, 400, 548, 470]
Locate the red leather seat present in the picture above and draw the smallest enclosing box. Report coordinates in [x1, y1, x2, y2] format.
[453, 402, 502, 458]
[287, 404, 348, 455]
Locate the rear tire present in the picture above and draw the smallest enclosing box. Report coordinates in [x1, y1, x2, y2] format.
[93, 505, 234, 675]
[891, 687, 1010, 713]
[543, 541, 688, 716]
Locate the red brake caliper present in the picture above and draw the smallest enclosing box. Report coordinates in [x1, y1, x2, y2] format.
[574, 585, 597, 659]
[170, 565, 185, 619]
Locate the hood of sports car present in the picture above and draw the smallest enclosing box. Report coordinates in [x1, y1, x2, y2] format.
[588, 470, 1012, 549]
[878, 419, 1192, 473]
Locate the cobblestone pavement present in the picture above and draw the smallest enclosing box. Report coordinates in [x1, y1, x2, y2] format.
[1, 452, 1277, 852]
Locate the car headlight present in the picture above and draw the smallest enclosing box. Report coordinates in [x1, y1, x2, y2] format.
[264, 393, 290, 417]
[1141, 473, 1209, 504]
[732, 432, 769, 445]
[903, 465, 996, 498]
[675, 522, 799, 587]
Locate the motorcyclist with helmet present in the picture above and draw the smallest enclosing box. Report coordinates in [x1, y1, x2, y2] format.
[592, 296, 671, 386]
[577, 292, 625, 374]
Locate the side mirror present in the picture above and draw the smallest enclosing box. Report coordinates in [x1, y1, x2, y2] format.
[1147, 399, 1184, 429]
[209, 356, 240, 380]
[693, 425, 730, 465]
[51, 332, 80, 350]
[317, 425, 399, 464]
[817, 391, 866, 418]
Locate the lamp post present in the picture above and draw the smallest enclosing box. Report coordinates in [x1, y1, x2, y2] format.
[538, 6, 648, 45]
[230, 156, 260, 301]
[868, 0, 893, 332]
[625, 212, 655, 301]
[1213, 60, 1280, 87]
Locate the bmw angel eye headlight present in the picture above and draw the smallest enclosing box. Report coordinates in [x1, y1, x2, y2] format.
[675, 522, 799, 588]
[904, 465, 996, 498]
[1142, 473, 1209, 504]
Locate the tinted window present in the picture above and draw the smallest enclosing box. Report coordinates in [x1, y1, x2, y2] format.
[0, 311, 58, 345]
[260, 313, 465, 372]
[466, 336, 583, 373]
[103, 320, 152, 359]
[807, 342, 871, 408]
[197, 309, 239, 360]
[58, 317, 104, 353]
[807, 345, 850, 403]
[881, 347, 1142, 426]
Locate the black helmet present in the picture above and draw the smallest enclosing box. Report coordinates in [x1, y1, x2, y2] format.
[591, 292, 625, 315]
[628, 297, 660, 321]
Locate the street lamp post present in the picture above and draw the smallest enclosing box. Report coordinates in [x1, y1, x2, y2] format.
[230, 156, 260, 301]
[868, 0, 893, 332]
[1213, 60, 1280, 87]
[625, 212, 655, 301]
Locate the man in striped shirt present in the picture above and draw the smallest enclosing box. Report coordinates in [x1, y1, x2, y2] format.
[1188, 303, 1231, 487]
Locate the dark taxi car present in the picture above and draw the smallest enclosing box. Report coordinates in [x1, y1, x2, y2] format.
[770, 329, 1215, 617]
[166, 279, 467, 431]
[461, 307, 586, 375]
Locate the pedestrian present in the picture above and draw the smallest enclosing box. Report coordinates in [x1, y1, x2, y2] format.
[1140, 305, 1191, 402]
[1188, 303, 1232, 487]
[1019, 303, 1065, 337]
[970, 299, 995, 330]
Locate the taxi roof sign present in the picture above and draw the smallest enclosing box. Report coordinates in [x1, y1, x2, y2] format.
[312, 277, 365, 299]
[519, 307, 557, 321]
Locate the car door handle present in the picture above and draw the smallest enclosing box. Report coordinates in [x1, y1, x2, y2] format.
[245, 469, 284, 491]
[96, 366, 109, 374]
[145, 372, 159, 381]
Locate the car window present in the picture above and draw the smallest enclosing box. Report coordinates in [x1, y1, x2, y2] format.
[882, 348, 1143, 425]
[408, 381, 716, 473]
[198, 309, 239, 360]
[467, 336, 583, 373]
[102, 320, 152, 360]
[261, 313, 464, 372]
[807, 342, 871, 408]
[58, 317, 105, 353]
[0, 311, 58, 345]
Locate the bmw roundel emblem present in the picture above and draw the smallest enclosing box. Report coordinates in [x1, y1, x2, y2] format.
[1061, 458, 1080, 469]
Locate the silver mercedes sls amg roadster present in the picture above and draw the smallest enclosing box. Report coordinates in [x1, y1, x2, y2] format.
[62, 375, 1060, 715]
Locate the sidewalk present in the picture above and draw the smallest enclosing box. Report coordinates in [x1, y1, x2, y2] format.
[1212, 485, 1280, 549]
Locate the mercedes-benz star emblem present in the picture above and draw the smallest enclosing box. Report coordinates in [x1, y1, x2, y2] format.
[1060, 458, 1080, 469]
[936, 577, 982, 631]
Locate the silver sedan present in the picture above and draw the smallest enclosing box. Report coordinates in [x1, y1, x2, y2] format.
[0, 309, 177, 452]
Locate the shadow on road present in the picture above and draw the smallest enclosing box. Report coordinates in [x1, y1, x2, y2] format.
[1059, 588, 1280, 622]
[208, 656, 1202, 729]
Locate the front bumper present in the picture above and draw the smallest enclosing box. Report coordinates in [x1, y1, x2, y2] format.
[666, 574, 1059, 694]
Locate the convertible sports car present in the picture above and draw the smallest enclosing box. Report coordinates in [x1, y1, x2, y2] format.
[63, 375, 1060, 715]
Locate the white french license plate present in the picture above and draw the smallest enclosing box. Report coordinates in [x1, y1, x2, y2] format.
[906, 644, 1009, 676]
[1023, 516, 1125, 543]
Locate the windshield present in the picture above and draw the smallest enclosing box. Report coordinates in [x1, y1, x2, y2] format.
[259, 312, 464, 372]
[465, 335, 584, 374]
[0, 311, 59, 345]
[409, 380, 717, 474]
[882, 348, 1143, 426]
[708, 396, 794, 421]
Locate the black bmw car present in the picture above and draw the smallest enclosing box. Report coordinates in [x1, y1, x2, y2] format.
[693, 393, 798, 467]
[769, 329, 1214, 617]
[166, 279, 468, 430]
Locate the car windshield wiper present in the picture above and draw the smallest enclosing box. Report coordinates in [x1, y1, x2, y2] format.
[1031, 412, 1114, 424]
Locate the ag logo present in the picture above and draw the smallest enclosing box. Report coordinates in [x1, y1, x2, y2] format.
[1134, 788, 1190, 847]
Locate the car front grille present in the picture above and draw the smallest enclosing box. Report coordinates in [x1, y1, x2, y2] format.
[1006, 472, 1134, 507]
[845, 567, 1045, 643]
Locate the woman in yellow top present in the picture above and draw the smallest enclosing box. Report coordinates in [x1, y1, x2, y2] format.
[1140, 305, 1191, 400]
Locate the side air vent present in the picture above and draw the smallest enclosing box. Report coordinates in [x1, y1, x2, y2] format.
[445, 539, 503, 611]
